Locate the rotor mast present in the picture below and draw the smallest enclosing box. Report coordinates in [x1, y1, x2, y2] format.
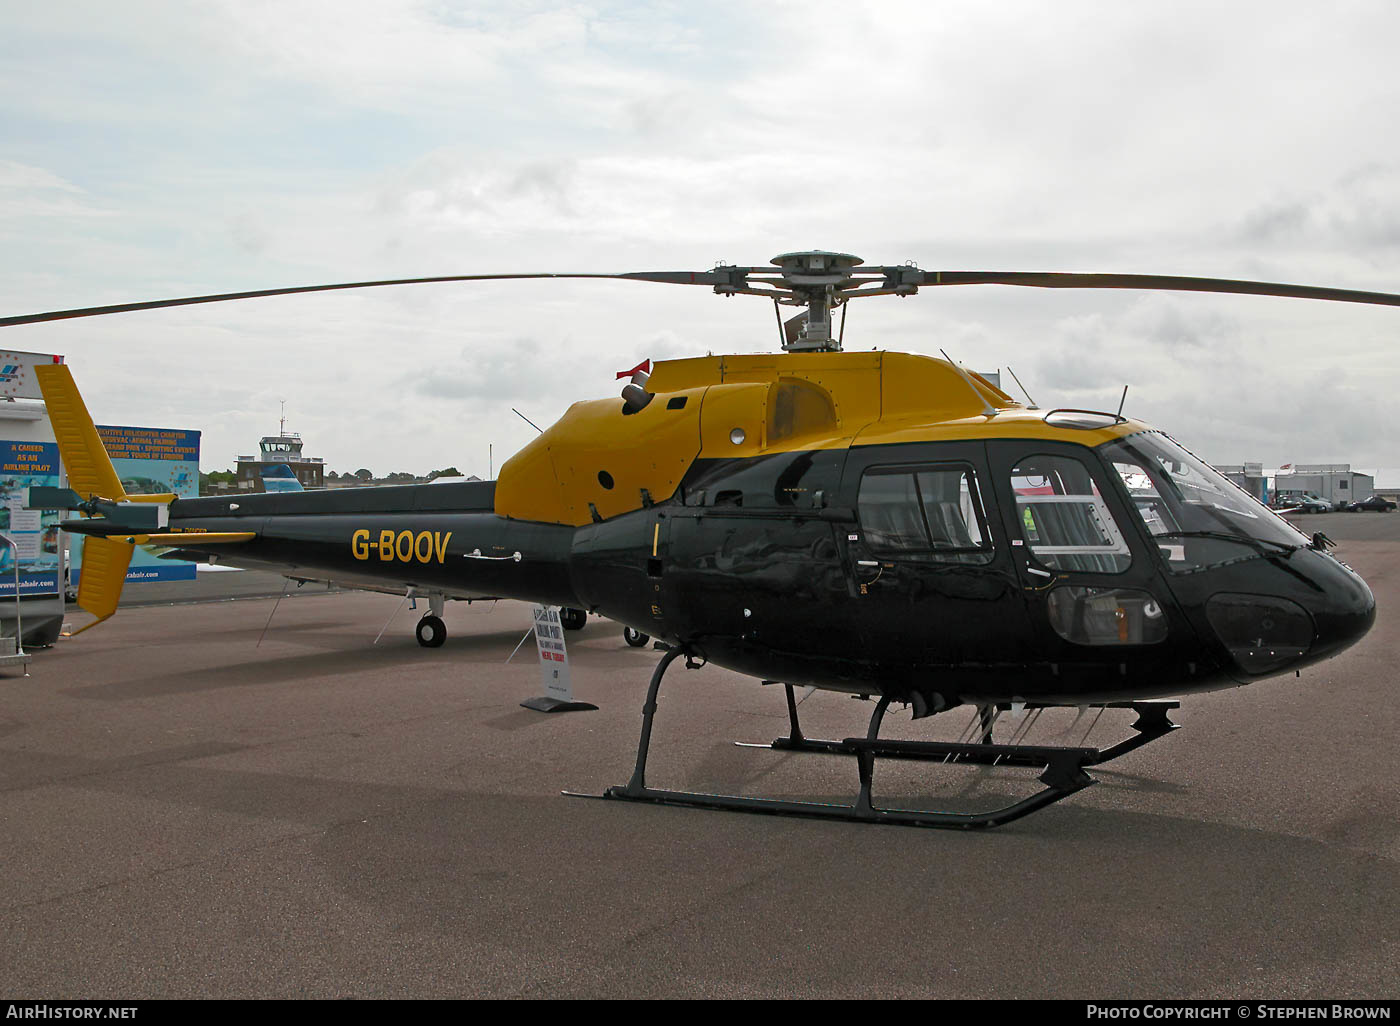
[770, 251, 858, 351]
[709, 250, 924, 352]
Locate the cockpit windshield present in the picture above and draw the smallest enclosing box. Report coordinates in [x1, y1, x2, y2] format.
[1101, 432, 1308, 572]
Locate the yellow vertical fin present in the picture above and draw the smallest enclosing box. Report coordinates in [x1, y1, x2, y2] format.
[34, 364, 125, 501]
[70, 537, 133, 635]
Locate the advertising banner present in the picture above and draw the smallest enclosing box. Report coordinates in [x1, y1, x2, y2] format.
[0, 350, 63, 401]
[0, 440, 63, 597]
[531, 604, 574, 702]
[71, 425, 201, 585]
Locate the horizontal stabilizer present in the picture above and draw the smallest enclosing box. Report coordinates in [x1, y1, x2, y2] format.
[48, 494, 179, 525]
[26, 486, 84, 510]
[69, 532, 253, 634]
[55, 499, 171, 533]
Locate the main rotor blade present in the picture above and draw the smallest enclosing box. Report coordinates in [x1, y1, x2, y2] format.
[13, 264, 1399, 329]
[920, 271, 1400, 308]
[0, 270, 728, 328]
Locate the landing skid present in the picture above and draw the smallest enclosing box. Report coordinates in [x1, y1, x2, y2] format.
[569, 650, 1179, 830]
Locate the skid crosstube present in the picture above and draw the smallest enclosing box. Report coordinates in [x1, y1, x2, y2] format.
[578, 651, 1180, 830]
[762, 694, 1180, 770]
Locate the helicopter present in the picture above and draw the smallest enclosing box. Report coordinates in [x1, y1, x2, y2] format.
[3, 250, 1388, 829]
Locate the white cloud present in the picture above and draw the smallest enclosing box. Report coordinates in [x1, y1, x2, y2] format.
[0, 160, 109, 220]
[1, 1, 1399, 474]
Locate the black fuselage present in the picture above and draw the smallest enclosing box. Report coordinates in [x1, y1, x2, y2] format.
[161, 440, 1375, 709]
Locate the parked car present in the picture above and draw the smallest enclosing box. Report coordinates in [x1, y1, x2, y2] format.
[1346, 495, 1397, 512]
[1276, 494, 1330, 513]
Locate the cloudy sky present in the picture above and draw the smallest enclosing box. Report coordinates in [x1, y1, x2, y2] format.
[2, 1, 1398, 481]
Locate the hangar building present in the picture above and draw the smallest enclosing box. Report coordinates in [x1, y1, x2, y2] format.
[1273, 464, 1374, 509]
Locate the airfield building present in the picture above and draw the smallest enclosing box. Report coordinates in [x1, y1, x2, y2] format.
[1273, 464, 1373, 509]
[234, 431, 324, 491]
[1215, 463, 1267, 502]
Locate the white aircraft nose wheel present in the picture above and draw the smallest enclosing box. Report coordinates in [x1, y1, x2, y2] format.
[415, 614, 447, 648]
[623, 626, 650, 647]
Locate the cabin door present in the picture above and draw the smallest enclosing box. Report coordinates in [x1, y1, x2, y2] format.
[984, 440, 1172, 660]
[839, 441, 1035, 693]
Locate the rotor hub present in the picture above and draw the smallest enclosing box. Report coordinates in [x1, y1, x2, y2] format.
[770, 250, 864, 286]
[764, 251, 865, 352]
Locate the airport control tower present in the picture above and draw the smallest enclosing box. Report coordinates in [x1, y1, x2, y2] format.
[234, 406, 325, 491]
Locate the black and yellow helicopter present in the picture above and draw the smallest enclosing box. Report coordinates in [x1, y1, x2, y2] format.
[3, 251, 1387, 829]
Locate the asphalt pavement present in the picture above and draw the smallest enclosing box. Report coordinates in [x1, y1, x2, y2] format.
[2, 512, 1396, 998]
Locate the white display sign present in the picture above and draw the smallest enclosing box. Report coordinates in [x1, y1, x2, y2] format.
[3, 496, 41, 559]
[531, 604, 573, 702]
[0, 351, 63, 400]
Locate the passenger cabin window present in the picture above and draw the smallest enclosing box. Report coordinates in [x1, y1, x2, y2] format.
[1010, 454, 1131, 573]
[858, 465, 993, 564]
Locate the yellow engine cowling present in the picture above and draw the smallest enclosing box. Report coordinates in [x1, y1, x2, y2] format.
[493, 351, 1024, 527]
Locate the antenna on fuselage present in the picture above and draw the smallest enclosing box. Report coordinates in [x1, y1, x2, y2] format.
[939, 349, 998, 418]
[1116, 385, 1129, 420]
[1006, 366, 1041, 410]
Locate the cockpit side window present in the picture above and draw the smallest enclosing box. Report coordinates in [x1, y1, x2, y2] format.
[858, 464, 994, 564]
[1101, 432, 1308, 572]
[1009, 454, 1131, 573]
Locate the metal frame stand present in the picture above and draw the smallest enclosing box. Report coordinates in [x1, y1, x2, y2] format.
[521, 695, 598, 713]
[0, 535, 31, 677]
[573, 653, 1180, 830]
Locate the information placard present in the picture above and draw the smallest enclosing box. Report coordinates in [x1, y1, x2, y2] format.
[531, 604, 574, 702]
[0, 440, 62, 597]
